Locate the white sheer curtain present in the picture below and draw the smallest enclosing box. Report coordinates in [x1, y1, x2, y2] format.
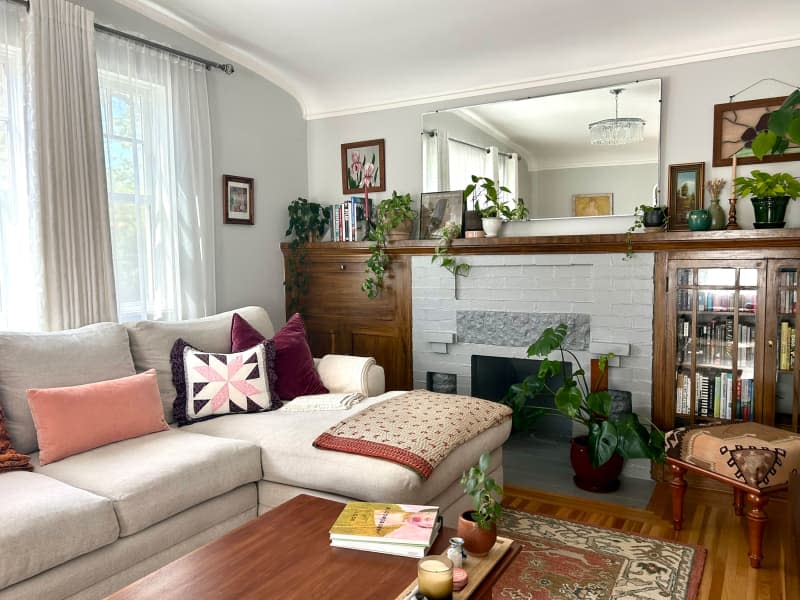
[26, 0, 117, 330]
[422, 128, 450, 193]
[448, 139, 489, 208]
[498, 152, 519, 202]
[0, 1, 40, 331]
[96, 33, 215, 322]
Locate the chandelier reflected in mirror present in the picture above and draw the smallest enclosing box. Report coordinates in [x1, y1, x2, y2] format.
[588, 88, 645, 145]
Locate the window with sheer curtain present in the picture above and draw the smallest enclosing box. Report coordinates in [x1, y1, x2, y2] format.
[97, 34, 215, 323]
[448, 140, 488, 207]
[0, 2, 41, 332]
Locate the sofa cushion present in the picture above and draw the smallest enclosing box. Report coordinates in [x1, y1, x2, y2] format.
[0, 322, 135, 454]
[231, 312, 327, 401]
[27, 370, 169, 465]
[184, 393, 512, 504]
[125, 306, 274, 423]
[0, 471, 119, 589]
[170, 340, 279, 426]
[32, 428, 262, 537]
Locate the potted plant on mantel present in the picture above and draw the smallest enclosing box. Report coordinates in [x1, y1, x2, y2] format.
[502, 323, 665, 492]
[625, 204, 668, 259]
[362, 191, 417, 299]
[458, 452, 502, 557]
[463, 175, 512, 237]
[734, 170, 800, 228]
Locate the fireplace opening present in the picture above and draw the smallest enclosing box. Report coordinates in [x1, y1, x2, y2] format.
[471, 354, 572, 440]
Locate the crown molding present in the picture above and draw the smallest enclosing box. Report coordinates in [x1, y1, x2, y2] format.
[531, 159, 659, 172]
[110, 0, 307, 115]
[306, 37, 800, 120]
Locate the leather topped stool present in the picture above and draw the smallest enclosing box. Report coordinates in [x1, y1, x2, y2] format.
[665, 422, 800, 568]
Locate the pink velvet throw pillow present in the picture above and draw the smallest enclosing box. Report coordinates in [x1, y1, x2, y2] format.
[27, 370, 169, 465]
[231, 312, 328, 401]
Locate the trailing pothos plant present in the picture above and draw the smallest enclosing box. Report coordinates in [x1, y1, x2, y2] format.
[502, 323, 665, 468]
[624, 205, 668, 259]
[362, 191, 417, 299]
[431, 222, 470, 277]
[285, 197, 330, 312]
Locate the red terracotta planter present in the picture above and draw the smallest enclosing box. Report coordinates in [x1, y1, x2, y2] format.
[570, 435, 624, 493]
[456, 511, 497, 557]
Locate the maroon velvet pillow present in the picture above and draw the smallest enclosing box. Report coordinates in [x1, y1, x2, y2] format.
[231, 312, 328, 401]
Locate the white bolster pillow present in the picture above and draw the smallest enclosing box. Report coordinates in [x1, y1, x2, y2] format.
[314, 354, 386, 397]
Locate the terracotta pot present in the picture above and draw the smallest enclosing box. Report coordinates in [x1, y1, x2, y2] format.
[456, 511, 497, 557]
[569, 435, 624, 493]
[386, 219, 412, 242]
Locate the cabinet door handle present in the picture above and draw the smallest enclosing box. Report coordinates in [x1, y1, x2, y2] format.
[339, 264, 346, 271]
[767, 339, 774, 348]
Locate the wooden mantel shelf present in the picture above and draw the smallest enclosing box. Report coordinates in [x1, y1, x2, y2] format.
[281, 228, 800, 256]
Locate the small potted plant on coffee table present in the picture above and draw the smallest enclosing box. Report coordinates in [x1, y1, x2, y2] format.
[457, 452, 502, 557]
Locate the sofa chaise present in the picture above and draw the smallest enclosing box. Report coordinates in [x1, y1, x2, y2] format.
[0, 306, 511, 600]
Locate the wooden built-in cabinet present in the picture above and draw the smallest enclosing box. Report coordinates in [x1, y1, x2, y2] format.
[653, 249, 800, 433]
[281, 247, 412, 391]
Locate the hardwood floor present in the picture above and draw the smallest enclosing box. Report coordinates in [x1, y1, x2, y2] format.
[503, 483, 798, 600]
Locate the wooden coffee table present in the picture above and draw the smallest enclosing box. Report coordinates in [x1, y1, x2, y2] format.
[106, 494, 520, 600]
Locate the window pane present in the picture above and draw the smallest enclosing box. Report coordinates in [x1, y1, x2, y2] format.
[740, 269, 758, 287]
[697, 268, 735, 286]
[109, 200, 142, 307]
[111, 93, 133, 137]
[107, 139, 136, 194]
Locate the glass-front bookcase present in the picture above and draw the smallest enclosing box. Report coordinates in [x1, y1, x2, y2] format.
[666, 257, 800, 433]
[669, 260, 765, 427]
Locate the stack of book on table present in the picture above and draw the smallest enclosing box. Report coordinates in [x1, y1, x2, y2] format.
[329, 501, 442, 558]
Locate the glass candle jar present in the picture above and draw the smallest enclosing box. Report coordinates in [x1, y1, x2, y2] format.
[417, 555, 453, 600]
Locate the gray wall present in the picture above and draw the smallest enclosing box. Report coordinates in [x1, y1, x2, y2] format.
[308, 46, 800, 230]
[78, 0, 307, 326]
[533, 163, 658, 218]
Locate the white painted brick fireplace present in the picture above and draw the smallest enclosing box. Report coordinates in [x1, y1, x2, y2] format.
[412, 252, 656, 478]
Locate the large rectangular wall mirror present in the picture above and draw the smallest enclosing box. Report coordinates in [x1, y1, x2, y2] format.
[421, 78, 661, 220]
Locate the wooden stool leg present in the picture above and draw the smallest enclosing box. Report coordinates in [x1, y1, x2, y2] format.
[733, 488, 745, 516]
[669, 463, 687, 531]
[745, 493, 769, 568]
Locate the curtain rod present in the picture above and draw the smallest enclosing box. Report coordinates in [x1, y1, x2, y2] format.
[422, 130, 516, 160]
[9, 0, 235, 74]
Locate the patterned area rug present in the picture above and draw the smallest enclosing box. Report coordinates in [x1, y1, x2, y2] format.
[495, 509, 705, 600]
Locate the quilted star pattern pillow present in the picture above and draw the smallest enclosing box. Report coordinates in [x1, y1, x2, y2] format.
[170, 338, 279, 426]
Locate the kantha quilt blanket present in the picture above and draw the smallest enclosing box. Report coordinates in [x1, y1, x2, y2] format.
[313, 390, 511, 478]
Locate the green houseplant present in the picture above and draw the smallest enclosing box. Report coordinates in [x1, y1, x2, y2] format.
[463, 175, 512, 237]
[503, 323, 665, 490]
[431, 222, 470, 278]
[734, 170, 800, 227]
[362, 191, 417, 299]
[751, 89, 800, 159]
[457, 452, 502, 556]
[285, 198, 330, 312]
[625, 205, 668, 259]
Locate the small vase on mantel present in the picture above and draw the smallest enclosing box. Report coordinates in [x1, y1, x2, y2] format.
[708, 196, 726, 230]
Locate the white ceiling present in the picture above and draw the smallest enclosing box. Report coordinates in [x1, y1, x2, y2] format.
[114, 0, 800, 119]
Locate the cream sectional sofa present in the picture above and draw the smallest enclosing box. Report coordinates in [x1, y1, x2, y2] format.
[0, 307, 511, 600]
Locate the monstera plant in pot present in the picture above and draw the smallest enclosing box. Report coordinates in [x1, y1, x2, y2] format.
[463, 175, 512, 237]
[734, 170, 800, 228]
[458, 452, 502, 557]
[503, 323, 665, 492]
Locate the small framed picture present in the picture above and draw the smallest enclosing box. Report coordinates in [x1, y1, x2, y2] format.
[341, 139, 386, 194]
[419, 190, 464, 239]
[668, 162, 704, 231]
[712, 95, 799, 167]
[572, 193, 613, 217]
[223, 175, 254, 225]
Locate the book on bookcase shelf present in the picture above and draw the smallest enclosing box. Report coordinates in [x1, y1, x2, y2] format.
[779, 320, 797, 370]
[329, 502, 441, 557]
[675, 369, 753, 421]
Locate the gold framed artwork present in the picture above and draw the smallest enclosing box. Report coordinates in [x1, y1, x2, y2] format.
[668, 162, 704, 231]
[712, 95, 800, 167]
[572, 193, 613, 217]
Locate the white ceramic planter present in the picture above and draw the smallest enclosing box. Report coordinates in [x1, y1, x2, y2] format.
[481, 217, 503, 238]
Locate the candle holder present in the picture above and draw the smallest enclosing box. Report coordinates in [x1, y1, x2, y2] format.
[726, 196, 740, 230]
[417, 555, 453, 600]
